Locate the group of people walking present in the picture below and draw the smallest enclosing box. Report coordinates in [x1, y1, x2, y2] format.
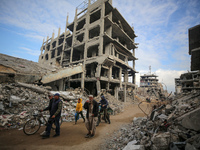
[41, 93, 110, 139]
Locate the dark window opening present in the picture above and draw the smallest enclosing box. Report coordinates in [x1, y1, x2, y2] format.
[47, 44, 50, 51]
[100, 81, 107, 89]
[76, 33, 84, 43]
[76, 19, 86, 31]
[71, 73, 82, 79]
[57, 47, 62, 56]
[101, 68, 108, 77]
[85, 82, 97, 96]
[63, 51, 70, 60]
[59, 38, 64, 45]
[109, 83, 118, 96]
[51, 50, 55, 58]
[41, 56, 43, 59]
[52, 41, 56, 48]
[86, 63, 97, 78]
[112, 66, 120, 79]
[89, 26, 100, 39]
[119, 54, 125, 61]
[90, 10, 101, 24]
[87, 45, 99, 58]
[72, 45, 84, 61]
[45, 54, 48, 60]
[70, 81, 81, 89]
[65, 38, 72, 49]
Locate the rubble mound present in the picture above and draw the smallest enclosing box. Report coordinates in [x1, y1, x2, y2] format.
[103, 91, 200, 150]
[95, 92, 124, 115]
[0, 82, 49, 129]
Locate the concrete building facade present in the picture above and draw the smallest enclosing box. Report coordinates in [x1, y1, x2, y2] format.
[175, 24, 200, 93]
[140, 74, 158, 88]
[38, 0, 138, 101]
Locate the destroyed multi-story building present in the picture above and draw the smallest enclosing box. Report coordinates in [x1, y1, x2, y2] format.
[38, 0, 138, 101]
[174, 78, 181, 95]
[179, 72, 200, 92]
[137, 73, 167, 99]
[140, 74, 158, 88]
[175, 24, 200, 93]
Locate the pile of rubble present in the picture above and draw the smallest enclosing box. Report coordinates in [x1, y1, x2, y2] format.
[0, 82, 88, 129]
[0, 82, 126, 129]
[0, 82, 50, 129]
[103, 91, 200, 150]
[95, 92, 124, 115]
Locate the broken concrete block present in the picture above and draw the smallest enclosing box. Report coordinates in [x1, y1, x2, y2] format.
[151, 132, 171, 150]
[123, 140, 145, 150]
[185, 143, 197, 150]
[0, 101, 4, 110]
[177, 107, 200, 131]
[9, 95, 25, 104]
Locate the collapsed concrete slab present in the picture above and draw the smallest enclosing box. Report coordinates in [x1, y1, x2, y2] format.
[177, 107, 200, 131]
[0, 53, 58, 84]
[41, 64, 83, 84]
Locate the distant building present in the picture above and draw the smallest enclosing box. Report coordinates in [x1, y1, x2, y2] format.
[140, 74, 158, 87]
[175, 78, 181, 95]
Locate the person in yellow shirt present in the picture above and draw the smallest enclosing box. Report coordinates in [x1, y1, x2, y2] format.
[75, 98, 85, 124]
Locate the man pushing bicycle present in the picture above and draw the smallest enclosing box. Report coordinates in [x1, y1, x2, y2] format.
[41, 93, 62, 139]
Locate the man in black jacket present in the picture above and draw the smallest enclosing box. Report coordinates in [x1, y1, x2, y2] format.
[40, 93, 54, 136]
[84, 95, 98, 138]
[41, 93, 54, 113]
[42, 93, 62, 139]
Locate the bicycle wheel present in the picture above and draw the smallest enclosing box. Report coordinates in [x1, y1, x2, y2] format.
[107, 114, 111, 124]
[52, 117, 63, 130]
[23, 118, 41, 135]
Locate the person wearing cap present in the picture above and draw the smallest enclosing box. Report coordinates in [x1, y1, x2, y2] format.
[40, 93, 54, 136]
[42, 93, 62, 139]
[83, 95, 99, 138]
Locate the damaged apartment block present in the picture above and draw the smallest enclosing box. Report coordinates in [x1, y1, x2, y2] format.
[175, 24, 200, 94]
[38, 0, 138, 101]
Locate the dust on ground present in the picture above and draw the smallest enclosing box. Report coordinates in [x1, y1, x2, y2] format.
[0, 103, 146, 150]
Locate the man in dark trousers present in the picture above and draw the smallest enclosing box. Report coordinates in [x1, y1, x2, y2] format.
[42, 93, 62, 139]
[84, 95, 99, 138]
[100, 95, 110, 124]
[40, 93, 54, 135]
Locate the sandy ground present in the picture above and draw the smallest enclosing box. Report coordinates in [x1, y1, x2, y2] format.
[0, 103, 147, 150]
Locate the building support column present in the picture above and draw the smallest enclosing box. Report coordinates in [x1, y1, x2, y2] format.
[114, 86, 118, 100]
[123, 84, 127, 102]
[119, 68, 122, 88]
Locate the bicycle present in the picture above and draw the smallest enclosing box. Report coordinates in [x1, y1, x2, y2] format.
[96, 104, 112, 126]
[23, 110, 62, 135]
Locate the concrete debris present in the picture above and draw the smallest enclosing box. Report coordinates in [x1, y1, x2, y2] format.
[123, 140, 145, 150]
[103, 91, 200, 150]
[0, 82, 124, 129]
[95, 92, 124, 115]
[0, 82, 88, 129]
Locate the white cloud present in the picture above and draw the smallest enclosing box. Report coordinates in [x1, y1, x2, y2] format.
[113, 0, 200, 71]
[0, 0, 78, 40]
[20, 47, 40, 56]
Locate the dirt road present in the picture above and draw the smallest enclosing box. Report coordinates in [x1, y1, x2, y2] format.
[0, 103, 146, 150]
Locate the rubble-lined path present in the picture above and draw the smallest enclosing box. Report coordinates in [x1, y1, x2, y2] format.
[0, 103, 146, 150]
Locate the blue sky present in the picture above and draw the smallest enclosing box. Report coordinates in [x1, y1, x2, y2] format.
[0, 0, 200, 92]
